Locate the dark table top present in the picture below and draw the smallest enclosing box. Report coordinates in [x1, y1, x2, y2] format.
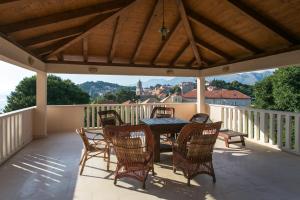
[140, 118, 190, 126]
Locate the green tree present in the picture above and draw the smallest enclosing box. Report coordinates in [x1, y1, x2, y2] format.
[272, 67, 300, 112]
[4, 75, 90, 112]
[170, 85, 182, 94]
[253, 66, 300, 112]
[115, 88, 138, 103]
[253, 76, 274, 109]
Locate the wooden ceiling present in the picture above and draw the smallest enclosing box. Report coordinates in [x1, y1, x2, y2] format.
[0, 0, 300, 70]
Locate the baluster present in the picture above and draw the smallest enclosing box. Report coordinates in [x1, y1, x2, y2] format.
[295, 115, 300, 153]
[86, 106, 90, 129]
[285, 115, 291, 149]
[277, 114, 282, 148]
[220, 107, 224, 129]
[232, 108, 237, 131]
[131, 106, 134, 125]
[3, 118, 7, 159]
[96, 106, 100, 128]
[242, 109, 247, 134]
[248, 111, 253, 139]
[135, 105, 139, 125]
[269, 113, 275, 145]
[259, 112, 266, 143]
[0, 119, 3, 161]
[224, 108, 228, 129]
[125, 106, 129, 123]
[91, 106, 95, 128]
[237, 109, 242, 132]
[254, 111, 259, 141]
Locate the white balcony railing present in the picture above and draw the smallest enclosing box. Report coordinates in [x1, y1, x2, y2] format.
[84, 103, 197, 129]
[0, 107, 35, 164]
[208, 104, 300, 154]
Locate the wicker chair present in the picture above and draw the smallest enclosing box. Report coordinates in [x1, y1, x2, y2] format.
[150, 106, 175, 119]
[189, 113, 209, 124]
[150, 106, 175, 143]
[104, 124, 154, 189]
[172, 121, 222, 186]
[98, 110, 125, 127]
[76, 128, 110, 175]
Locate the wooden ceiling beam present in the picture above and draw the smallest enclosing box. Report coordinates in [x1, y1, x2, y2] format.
[227, 0, 299, 44]
[195, 38, 234, 60]
[108, 16, 121, 63]
[31, 36, 77, 56]
[130, 0, 160, 63]
[170, 41, 190, 65]
[19, 26, 83, 47]
[187, 8, 262, 54]
[176, 0, 202, 67]
[152, 20, 181, 64]
[46, 1, 136, 59]
[0, 0, 20, 5]
[0, 0, 132, 33]
[82, 37, 88, 62]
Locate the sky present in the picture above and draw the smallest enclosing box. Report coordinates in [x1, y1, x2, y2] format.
[0, 60, 173, 95]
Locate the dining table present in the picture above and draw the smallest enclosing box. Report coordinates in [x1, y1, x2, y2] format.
[140, 118, 189, 162]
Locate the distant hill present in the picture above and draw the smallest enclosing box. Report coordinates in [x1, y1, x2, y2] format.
[79, 81, 129, 98]
[141, 71, 273, 87]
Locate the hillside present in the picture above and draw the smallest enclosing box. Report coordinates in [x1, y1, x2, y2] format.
[79, 81, 124, 98]
[141, 71, 273, 87]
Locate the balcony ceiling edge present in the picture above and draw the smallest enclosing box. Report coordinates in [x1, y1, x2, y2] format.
[45, 62, 200, 77]
[199, 48, 300, 77]
[0, 35, 45, 72]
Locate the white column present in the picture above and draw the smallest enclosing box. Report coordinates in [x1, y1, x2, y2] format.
[34, 71, 47, 138]
[197, 77, 206, 113]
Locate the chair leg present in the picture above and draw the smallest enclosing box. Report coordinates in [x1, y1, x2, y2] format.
[210, 161, 216, 183]
[106, 147, 110, 171]
[79, 153, 84, 165]
[80, 152, 88, 175]
[187, 178, 191, 186]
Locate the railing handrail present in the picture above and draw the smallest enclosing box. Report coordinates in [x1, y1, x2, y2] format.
[0, 106, 36, 118]
[208, 104, 300, 116]
[47, 102, 197, 107]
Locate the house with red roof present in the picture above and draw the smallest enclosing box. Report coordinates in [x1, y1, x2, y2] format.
[182, 89, 251, 106]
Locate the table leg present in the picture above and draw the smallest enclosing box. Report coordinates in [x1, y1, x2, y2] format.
[153, 133, 160, 162]
[240, 136, 246, 146]
[225, 137, 229, 148]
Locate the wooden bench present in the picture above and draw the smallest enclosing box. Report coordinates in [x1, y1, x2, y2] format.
[218, 130, 248, 148]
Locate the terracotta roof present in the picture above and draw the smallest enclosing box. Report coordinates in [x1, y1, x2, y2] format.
[182, 89, 251, 99]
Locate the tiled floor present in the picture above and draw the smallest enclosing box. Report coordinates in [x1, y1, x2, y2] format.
[0, 132, 300, 200]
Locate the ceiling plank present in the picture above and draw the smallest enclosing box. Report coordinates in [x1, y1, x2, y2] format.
[83, 37, 88, 62]
[187, 8, 262, 54]
[130, 0, 160, 63]
[176, 0, 202, 67]
[195, 37, 234, 60]
[46, 1, 135, 59]
[227, 0, 299, 44]
[19, 26, 83, 47]
[152, 19, 181, 64]
[0, 1, 132, 33]
[170, 41, 190, 65]
[108, 16, 121, 63]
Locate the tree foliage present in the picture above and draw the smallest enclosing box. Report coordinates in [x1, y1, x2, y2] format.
[253, 67, 300, 112]
[4, 75, 90, 112]
[92, 88, 138, 104]
[170, 85, 182, 94]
